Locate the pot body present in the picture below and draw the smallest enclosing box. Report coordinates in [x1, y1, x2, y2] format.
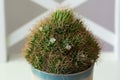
[32, 65, 94, 80]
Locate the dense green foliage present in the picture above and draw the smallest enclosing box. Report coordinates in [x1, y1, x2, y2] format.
[23, 9, 100, 74]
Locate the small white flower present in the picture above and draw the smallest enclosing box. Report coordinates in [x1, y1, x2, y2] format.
[39, 27, 43, 31]
[65, 44, 71, 50]
[50, 37, 56, 44]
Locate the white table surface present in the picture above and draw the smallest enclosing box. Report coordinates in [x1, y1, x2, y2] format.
[0, 52, 119, 80]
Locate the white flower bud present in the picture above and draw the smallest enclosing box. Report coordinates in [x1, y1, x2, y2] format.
[50, 37, 56, 43]
[65, 44, 71, 50]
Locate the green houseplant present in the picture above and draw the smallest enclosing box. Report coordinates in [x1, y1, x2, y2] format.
[23, 8, 100, 80]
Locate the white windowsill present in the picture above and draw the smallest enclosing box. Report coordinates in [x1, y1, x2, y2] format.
[0, 52, 119, 80]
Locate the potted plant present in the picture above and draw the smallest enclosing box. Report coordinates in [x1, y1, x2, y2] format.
[22, 8, 100, 80]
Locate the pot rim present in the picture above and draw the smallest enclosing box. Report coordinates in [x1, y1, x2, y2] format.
[32, 64, 94, 76]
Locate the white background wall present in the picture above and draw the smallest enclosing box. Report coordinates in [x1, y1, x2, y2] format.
[0, 0, 7, 62]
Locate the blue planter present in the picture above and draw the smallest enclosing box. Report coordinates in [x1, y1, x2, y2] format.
[32, 65, 94, 80]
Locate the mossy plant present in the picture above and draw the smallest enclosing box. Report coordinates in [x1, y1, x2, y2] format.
[23, 9, 100, 74]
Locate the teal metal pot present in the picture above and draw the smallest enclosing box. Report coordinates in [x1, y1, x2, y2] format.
[32, 65, 94, 80]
